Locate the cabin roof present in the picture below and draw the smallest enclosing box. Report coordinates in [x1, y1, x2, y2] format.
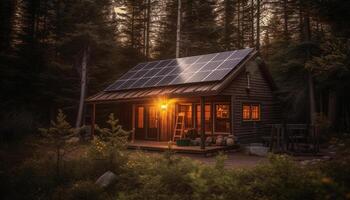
[86, 48, 259, 103]
[105, 48, 254, 92]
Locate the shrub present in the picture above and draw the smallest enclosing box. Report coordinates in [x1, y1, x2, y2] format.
[89, 113, 130, 171]
[38, 109, 80, 182]
[63, 180, 105, 200]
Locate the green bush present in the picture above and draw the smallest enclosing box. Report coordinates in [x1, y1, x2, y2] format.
[61, 180, 105, 200]
[3, 140, 350, 200]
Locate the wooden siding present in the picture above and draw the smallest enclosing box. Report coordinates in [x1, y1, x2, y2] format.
[94, 103, 133, 131]
[222, 60, 281, 143]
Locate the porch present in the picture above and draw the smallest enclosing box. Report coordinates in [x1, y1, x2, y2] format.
[86, 95, 238, 144]
[127, 140, 234, 155]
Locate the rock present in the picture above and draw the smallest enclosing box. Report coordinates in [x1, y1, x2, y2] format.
[192, 137, 201, 146]
[95, 171, 117, 188]
[205, 136, 213, 145]
[226, 135, 234, 146]
[216, 135, 224, 146]
[248, 145, 268, 156]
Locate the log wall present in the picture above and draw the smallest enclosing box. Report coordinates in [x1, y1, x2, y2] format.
[222, 60, 281, 143]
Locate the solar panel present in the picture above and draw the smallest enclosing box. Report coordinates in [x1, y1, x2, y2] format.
[204, 69, 232, 81]
[105, 48, 254, 91]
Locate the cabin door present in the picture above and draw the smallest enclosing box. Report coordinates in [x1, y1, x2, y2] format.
[134, 104, 158, 140]
[146, 105, 158, 140]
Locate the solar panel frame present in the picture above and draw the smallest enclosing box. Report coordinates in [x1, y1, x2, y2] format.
[104, 48, 254, 91]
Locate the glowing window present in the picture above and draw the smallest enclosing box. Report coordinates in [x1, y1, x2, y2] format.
[137, 107, 144, 128]
[242, 105, 251, 120]
[215, 104, 230, 133]
[196, 104, 212, 132]
[242, 104, 260, 121]
[179, 104, 193, 128]
[148, 106, 157, 128]
[251, 105, 260, 120]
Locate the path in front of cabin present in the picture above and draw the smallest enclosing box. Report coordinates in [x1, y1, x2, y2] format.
[129, 150, 268, 169]
[181, 152, 268, 168]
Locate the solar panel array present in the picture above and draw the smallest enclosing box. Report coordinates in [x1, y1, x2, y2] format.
[105, 48, 254, 91]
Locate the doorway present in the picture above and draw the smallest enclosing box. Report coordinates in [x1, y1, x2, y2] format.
[135, 104, 159, 140]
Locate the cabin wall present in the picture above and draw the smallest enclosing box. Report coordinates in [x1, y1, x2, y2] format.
[222, 60, 281, 143]
[159, 103, 175, 141]
[94, 103, 133, 131]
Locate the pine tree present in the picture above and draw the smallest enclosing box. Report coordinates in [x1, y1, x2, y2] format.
[181, 0, 219, 56]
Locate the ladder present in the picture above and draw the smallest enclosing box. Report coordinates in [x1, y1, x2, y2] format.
[173, 112, 185, 141]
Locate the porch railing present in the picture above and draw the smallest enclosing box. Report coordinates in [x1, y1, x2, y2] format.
[264, 124, 320, 155]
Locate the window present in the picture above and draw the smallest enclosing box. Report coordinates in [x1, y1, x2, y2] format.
[178, 104, 192, 128]
[137, 106, 144, 128]
[215, 104, 230, 133]
[148, 106, 157, 128]
[242, 104, 260, 121]
[196, 104, 212, 132]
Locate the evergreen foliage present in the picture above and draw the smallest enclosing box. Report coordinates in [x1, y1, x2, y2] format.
[0, 0, 349, 135]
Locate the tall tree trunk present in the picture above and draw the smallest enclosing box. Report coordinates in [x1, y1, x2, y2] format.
[283, 0, 289, 41]
[251, 0, 255, 47]
[298, 1, 304, 41]
[328, 90, 337, 128]
[237, 0, 241, 48]
[308, 72, 316, 124]
[145, 0, 151, 59]
[76, 46, 89, 128]
[143, 0, 147, 56]
[131, 5, 135, 48]
[224, 0, 230, 50]
[176, 0, 181, 58]
[256, 0, 260, 49]
[302, 2, 316, 125]
[0, 0, 17, 52]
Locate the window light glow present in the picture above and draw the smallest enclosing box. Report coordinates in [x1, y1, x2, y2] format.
[160, 104, 168, 110]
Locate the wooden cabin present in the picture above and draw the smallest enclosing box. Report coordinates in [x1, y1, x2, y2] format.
[86, 48, 281, 144]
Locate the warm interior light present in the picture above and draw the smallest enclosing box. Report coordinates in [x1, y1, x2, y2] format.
[160, 104, 168, 110]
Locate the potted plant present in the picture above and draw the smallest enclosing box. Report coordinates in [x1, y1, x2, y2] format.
[176, 138, 191, 146]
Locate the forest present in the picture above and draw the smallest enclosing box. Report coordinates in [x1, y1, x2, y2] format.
[0, 0, 349, 135]
[0, 0, 350, 199]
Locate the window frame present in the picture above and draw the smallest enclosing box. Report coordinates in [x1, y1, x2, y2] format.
[195, 103, 212, 134]
[177, 103, 193, 129]
[214, 103, 231, 134]
[242, 103, 261, 122]
[136, 106, 145, 129]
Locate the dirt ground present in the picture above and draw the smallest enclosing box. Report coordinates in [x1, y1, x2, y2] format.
[127, 150, 268, 169]
[180, 152, 268, 168]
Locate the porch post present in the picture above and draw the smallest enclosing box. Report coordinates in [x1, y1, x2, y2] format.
[200, 96, 206, 149]
[91, 103, 96, 139]
[231, 95, 235, 135]
[131, 104, 135, 143]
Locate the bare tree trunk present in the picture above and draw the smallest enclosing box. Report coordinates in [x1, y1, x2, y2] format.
[224, 0, 230, 50]
[302, 2, 316, 125]
[237, 0, 241, 48]
[308, 72, 316, 124]
[143, 0, 147, 56]
[145, 0, 151, 59]
[251, 0, 255, 47]
[131, 5, 135, 48]
[328, 90, 337, 128]
[283, 0, 289, 41]
[176, 0, 181, 58]
[76, 46, 89, 128]
[256, 0, 260, 49]
[298, 1, 303, 41]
